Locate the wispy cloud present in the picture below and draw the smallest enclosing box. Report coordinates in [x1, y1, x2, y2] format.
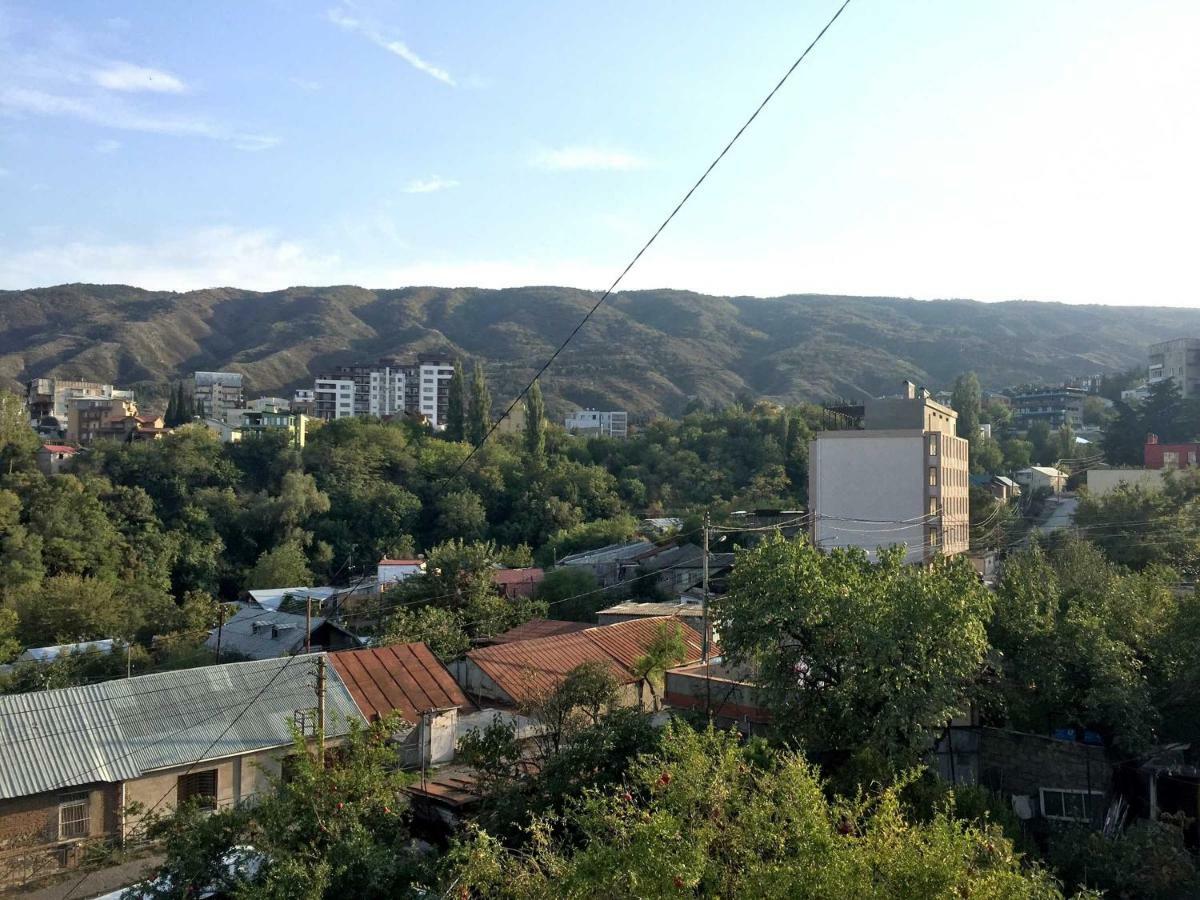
[0, 87, 278, 151]
[327, 7, 455, 86]
[92, 62, 187, 94]
[403, 175, 459, 194]
[95, 139, 122, 153]
[531, 145, 647, 172]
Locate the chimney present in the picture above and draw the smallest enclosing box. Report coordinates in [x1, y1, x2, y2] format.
[901, 380, 917, 400]
[1146, 433, 1159, 445]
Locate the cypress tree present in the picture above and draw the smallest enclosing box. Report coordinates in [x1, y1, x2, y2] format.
[467, 362, 492, 446]
[524, 378, 545, 460]
[445, 360, 466, 441]
[164, 383, 178, 427]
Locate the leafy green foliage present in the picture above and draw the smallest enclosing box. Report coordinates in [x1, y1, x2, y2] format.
[379, 605, 471, 662]
[1075, 471, 1200, 575]
[715, 536, 993, 768]
[445, 723, 1073, 899]
[1046, 815, 1200, 900]
[537, 566, 604, 622]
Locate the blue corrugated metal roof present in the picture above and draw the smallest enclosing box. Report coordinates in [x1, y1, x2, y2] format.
[0, 655, 364, 800]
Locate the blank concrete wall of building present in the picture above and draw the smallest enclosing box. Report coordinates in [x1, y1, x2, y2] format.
[810, 433, 925, 563]
[1086, 469, 1166, 497]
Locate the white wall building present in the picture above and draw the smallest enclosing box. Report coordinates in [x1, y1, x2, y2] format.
[378, 558, 426, 589]
[564, 409, 629, 439]
[314, 379, 355, 420]
[368, 367, 406, 417]
[809, 383, 970, 564]
[417, 361, 455, 427]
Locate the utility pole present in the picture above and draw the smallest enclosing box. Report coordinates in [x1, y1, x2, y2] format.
[126, 642, 132, 679]
[214, 605, 225, 664]
[315, 655, 326, 767]
[701, 510, 711, 663]
[305, 595, 313, 654]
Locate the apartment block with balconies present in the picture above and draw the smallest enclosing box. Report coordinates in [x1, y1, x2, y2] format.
[1148, 338, 1200, 399]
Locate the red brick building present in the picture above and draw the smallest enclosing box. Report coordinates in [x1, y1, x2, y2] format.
[1145, 434, 1200, 469]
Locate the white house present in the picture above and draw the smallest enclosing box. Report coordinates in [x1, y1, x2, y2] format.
[1016, 466, 1068, 494]
[378, 558, 426, 589]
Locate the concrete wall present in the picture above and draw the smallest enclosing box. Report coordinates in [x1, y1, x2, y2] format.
[0, 783, 119, 888]
[123, 749, 286, 840]
[810, 432, 926, 563]
[1086, 468, 1166, 497]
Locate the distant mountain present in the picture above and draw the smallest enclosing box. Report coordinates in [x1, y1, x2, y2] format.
[1, 283, 1193, 417]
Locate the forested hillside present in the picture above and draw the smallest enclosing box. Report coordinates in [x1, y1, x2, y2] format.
[2, 283, 1196, 416]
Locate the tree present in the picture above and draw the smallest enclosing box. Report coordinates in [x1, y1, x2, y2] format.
[141, 719, 431, 898]
[524, 378, 545, 461]
[380, 605, 471, 662]
[519, 660, 621, 759]
[1082, 395, 1111, 427]
[1102, 401, 1146, 465]
[13, 574, 136, 645]
[714, 536, 993, 768]
[445, 723, 1073, 899]
[468, 361, 492, 446]
[1026, 420, 1053, 465]
[445, 359, 466, 442]
[970, 435, 1004, 474]
[0, 607, 19, 664]
[246, 540, 314, 589]
[0, 391, 38, 474]
[951, 372, 982, 442]
[0, 489, 43, 593]
[163, 382, 179, 427]
[537, 567, 603, 622]
[630, 621, 688, 708]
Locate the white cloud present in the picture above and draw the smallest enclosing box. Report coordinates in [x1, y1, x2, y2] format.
[0, 87, 278, 151]
[94, 139, 121, 153]
[92, 62, 187, 94]
[327, 7, 455, 86]
[402, 175, 459, 194]
[531, 145, 646, 172]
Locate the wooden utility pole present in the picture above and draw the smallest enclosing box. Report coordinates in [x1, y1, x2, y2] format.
[305, 596, 313, 654]
[315, 655, 326, 767]
[701, 510, 711, 663]
[214, 605, 225, 664]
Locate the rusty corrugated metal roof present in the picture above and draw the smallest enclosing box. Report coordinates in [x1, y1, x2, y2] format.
[489, 618, 591, 644]
[466, 617, 706, 704]
[329, 643, 473, 725]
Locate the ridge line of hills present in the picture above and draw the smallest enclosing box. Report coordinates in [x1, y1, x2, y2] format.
[2, 283, 1194, 417]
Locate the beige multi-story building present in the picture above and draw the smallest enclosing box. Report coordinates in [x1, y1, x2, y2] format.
[1148, 338, 1200, 399]
[809, 381, 970, 564]
[188, 371, 245, 420]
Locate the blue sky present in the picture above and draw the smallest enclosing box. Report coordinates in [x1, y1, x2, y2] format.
[1, 1, 1197, 305]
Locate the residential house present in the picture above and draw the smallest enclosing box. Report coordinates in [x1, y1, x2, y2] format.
[555, 540, 653, 587]
[1144, 433, 1200, 469]
[933, 726, 1112, 827]
[329, 643, 474, 768]
[1149, 338, 1200, 399]
[378, 558, 426, 590]
[597, 601, 707, 635]
[969, 474, 1020, 503]
[490, 567, 544, 599]
[1011, 387, 1088, 431]
[664, 658, 770, 736]
[453, 617, 706, 709]
[1016, 466, 1068, 494]
[809, 381, 970, 564]
[564, 409, 628, 439]
[65, 396, 137, 444]
[0, 656, 363, 887]
[205, 607, 360, 661]
[245, 586, 338, 613]
[36, 444, 78, 476]
[617, 542, 734, 593]
[0, 640, 117, 676]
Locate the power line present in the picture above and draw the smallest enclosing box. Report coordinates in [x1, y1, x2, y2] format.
[441, 0, 855, 485]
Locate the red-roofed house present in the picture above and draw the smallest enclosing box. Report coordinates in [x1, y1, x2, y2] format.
[455, 617, 707, 709]
[490, 567, 544, 599]
[330, 642, 473, 766]
[36, 444, 78, 476]
[487, 618, 592, 645]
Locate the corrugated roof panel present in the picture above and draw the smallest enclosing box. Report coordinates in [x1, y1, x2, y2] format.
[0, 655, 364, 800]
[489, 619, 592, 644]
[328, 643, 472, 725]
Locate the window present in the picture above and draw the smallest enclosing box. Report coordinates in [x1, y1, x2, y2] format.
[928, 434, 939, 455]
[178, 769, 218, 810]
[58, 791, 90, 839]
[928, 466, 938, 487]
[1040, 788, 1102, 822]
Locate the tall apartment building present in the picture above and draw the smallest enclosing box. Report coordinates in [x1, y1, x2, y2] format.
[1010, 387, 1087, 432]
[189, 372, 245, 420]
[1149, 338, 1200, 399]
[564, 409, 629, 439]
[312, 354, 456, 427]
[25, 378, 134, 423]
[809, 382, 970, 564]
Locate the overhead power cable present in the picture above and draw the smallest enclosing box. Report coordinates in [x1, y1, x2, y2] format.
[442, 0, 855, 484]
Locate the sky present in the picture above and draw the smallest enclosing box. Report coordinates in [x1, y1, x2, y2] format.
[0, 0, 1197, 305]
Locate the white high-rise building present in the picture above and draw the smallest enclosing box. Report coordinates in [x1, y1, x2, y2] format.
[314, 379, 355, 420]
[564, 409, 629, 439]
[368, 366, 406, 417]
[311, 354, 456, 426]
